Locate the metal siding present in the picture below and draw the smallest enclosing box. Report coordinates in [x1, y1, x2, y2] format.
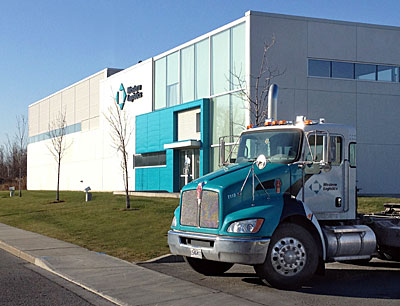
[75, 80, 90, 123]
[61, 87, 75, 126]
[39, 99, 49, 134]
[135, 99, 209, 193]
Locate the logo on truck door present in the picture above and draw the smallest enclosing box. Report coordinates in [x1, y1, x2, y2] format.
[309, 180, 322, 194]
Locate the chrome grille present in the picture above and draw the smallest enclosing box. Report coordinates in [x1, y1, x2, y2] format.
[180, 190, 219, 229]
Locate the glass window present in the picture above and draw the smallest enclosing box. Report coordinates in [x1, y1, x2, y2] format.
[231, 94, 246, 137]
[181, 45, 194, 103]
[211, 95, 230, 144]
[134, 151, 166, 167]
[305, 134, 324, 162]
[167, 52, 179, 107]
[377, 65, 399, 82]
[154, 57, 166, 110]
[308, 59, 331, 77]
[236, 130, 301, 164]
[329, 136, 342, 166]
[231, 23, 246, 90]
[355, 64, 376, 81]
[211, 29, 230, 95]
[195, 39, 209, 99]
[349, 143, 356, 168]
[332, 62, 354, 79]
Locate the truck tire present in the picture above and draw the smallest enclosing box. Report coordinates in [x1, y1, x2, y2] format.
[184, 257, 234, 276]
[254, 223, 319, 290]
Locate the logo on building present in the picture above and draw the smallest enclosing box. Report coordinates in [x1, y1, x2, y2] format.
[115, 83, 143, 110]
[116, 84, 127, 110]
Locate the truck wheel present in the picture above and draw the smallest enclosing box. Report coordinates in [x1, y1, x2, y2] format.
[184, 257, 234, 276]
[254, 223, 318, 290]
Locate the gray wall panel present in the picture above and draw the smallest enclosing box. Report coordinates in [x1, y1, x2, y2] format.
[357, 27, 400, 64]
[308, 22, 356, 61]
[308, 90, 357, 126]
[308, 77, 356, 93]
[250, 14, 308, 91]
[357, 143, 400, 195]
[357, 93, 400, 145]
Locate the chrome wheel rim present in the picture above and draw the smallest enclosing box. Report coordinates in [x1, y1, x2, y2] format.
[271, 237, 306, 276]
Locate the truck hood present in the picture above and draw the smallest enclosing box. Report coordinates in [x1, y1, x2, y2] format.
[183, 162, 288, 192]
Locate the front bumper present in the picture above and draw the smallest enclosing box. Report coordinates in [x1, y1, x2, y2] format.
[168, 230, 270, 265]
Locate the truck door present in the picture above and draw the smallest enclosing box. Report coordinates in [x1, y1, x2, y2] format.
[299, 132, 346, 219]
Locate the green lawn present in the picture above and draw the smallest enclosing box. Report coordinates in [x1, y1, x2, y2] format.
[357, 196, 400, 214]
[0, 191, 179, 262]
[0, 191, 398, 262]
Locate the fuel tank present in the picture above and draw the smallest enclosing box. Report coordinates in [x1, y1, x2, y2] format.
[322, 225, 376, 261]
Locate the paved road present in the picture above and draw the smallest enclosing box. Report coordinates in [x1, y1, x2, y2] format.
[0, 249, 114, 306]
[140, 256, 400, 306]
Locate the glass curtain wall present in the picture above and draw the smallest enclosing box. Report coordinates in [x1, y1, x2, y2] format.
[153, 22, 246, 172]
[154, 22, 245, 110]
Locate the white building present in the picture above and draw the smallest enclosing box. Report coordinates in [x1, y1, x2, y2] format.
[28, 11, 400, 196]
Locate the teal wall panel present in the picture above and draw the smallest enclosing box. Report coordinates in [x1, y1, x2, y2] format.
[135, 99, 210, 192]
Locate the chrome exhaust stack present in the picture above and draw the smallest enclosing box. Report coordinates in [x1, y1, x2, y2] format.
[267, 84, 278, 121]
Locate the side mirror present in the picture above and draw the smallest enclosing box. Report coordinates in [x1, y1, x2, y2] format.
[304, 163, 321, 174]
[256, 154, 267, 170]
[219, 138, 225, 166]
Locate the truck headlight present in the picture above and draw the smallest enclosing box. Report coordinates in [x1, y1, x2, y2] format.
[227, 219, 264, 233]
[171, 216, 177, 227]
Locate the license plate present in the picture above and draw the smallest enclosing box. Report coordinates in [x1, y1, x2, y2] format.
[190, 247, 202, 259]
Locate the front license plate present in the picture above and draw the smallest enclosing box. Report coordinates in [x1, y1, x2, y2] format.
[190, 247, 202, 259]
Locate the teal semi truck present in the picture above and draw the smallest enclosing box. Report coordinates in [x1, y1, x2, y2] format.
[168, 101, 400, 289]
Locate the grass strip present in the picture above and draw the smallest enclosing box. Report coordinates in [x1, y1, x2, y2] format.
[0, 191, 178, 262]
[0, 191, 398, 262]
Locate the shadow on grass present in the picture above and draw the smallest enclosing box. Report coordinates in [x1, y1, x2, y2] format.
[113, 208, 140, 212]
[0, 209, 48, 217]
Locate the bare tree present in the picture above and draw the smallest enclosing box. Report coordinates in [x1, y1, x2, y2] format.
[47, 111, 70, 202]
[15, 115, 27, 196]
[231, 35, 285, 126]
[105, 101, 133, 209]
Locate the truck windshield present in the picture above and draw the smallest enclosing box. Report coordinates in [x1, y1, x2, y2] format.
[236, 129, 302, 164]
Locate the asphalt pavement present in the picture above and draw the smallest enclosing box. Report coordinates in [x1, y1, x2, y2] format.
[2, 222, 400, 306]
[0, 248, 114, 306]
[0, 222, 260, 306]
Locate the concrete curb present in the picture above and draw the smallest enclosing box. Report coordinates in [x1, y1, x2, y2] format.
[34, 257, 126, 306]
[0, 238, 124, 306]
[0, 240, 36, 264]
[143, 253, 184, 263]
[0, 223, 254, 305]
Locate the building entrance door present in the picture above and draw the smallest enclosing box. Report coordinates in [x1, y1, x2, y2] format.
[179, 149, 200, 189]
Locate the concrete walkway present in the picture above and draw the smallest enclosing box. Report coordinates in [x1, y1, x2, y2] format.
[0, 223, 258, 306]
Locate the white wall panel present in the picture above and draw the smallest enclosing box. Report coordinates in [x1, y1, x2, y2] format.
[62, 87, 75, 126]
[39, 99, 50, 133]
[75, 80, 90, 123]
[177, 108, 200, 141]
[28, 104, 39, 136]
[49, 93, 62, 123]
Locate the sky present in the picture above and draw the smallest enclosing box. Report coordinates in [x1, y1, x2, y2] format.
[1, 0, 400, 145]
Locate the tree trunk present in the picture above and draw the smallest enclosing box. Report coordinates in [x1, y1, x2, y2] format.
[56, 158, 60, 202]
[18, 167, 22, 197]
[124, 158, 130, 209]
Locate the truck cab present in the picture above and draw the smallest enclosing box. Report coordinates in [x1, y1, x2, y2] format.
[168, 116, 391, 289]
